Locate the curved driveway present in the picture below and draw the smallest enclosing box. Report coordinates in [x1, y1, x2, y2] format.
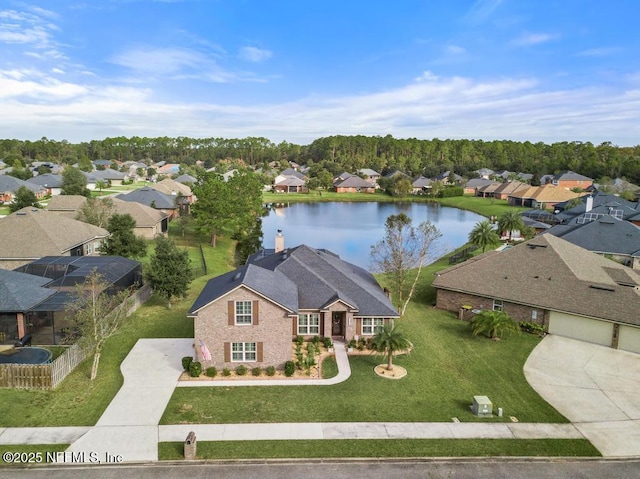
[524, 335, 640, 457]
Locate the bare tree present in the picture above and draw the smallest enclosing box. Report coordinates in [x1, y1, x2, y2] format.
[370, 213, 443, 315]
[66, 271, 132, 380]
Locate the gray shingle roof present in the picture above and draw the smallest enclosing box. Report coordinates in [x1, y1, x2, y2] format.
[190, 244, 398, 317]
[27, 173, 63, 188]
[0, 269, 55, 312]
[335, 176, 373, 188]
[432, 234, 640, 326]
[0, 175, 44, 194]
[117, 187, 176, 209]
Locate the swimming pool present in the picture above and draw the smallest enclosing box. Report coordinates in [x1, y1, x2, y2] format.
[0, 347, 53, 364]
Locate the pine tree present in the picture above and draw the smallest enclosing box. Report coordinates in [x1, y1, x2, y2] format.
[146, 236, 192, 308]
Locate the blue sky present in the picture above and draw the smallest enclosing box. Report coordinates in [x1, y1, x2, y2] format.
[1, 0, 639, 145]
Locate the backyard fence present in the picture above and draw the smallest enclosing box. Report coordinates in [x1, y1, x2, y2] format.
[448, 244, 477, 264]
[0, 284, 153, 390]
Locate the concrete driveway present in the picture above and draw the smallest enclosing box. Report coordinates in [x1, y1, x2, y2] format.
[524, 335, 640, 457]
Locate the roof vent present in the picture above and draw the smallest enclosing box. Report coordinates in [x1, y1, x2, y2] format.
[233, 272, 242, 281]
[589, 284, 615, 292]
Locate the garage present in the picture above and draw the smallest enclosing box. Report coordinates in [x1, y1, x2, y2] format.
[618, 325, 640, 354]
[548, 311, 613, 347]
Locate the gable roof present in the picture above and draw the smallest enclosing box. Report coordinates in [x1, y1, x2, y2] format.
[358, 168, 380, 177]
[46, 194, 87, 212]
[275, 176, 306, 187]
[508, 184, 586, 202]
[110, 197, 168, 227]
[116, 187, 176, 209]
[0, 269, 55, 312]
[412, 176, 433, 188]
[335, 176, 374, 188]
[554, 170, 593, 182]
[278, 168, 305, 180]
[190, 244, 398, 318]
[493, 180, 529, 195]
[466, 178, 498, 189]
[0, 207, 108, 260]
[433, 234, 640, 326]
[174, 174, 197, 184]
[150, 178, 192, 197]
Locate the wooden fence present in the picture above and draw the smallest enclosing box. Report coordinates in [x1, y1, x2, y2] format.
[0, 284, 153, 390]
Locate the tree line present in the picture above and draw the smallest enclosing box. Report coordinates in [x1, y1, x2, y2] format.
[1, 135, 639, 183]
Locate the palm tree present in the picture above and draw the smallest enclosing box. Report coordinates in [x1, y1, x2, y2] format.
[369, 323, 411, 371]
[468, 220, 501, 253]
[497, 210, 525, 242]
[470, 310, 520, 340]
[95, 180, 107, 195]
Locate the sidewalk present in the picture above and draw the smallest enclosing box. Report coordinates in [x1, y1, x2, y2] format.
[0, 337, 618, 464]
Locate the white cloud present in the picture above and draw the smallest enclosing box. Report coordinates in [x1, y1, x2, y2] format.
[512, 32, 557, 46]
[578, 47, 618, 57]
[110, 46, 208, 75]
[446, 44, 466, 55]
[239, 46, 272, 63]
[463, 0, 505, 24]
[0, 70, 639, 146]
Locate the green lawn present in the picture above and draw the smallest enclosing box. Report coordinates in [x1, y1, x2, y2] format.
[158, 439, 600, 460]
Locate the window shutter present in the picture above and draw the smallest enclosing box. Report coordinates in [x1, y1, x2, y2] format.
[224, 342, 230, 362]
[356, 317, 362, 335]
[257, 342, 263, 362]
[292, 316, 297, 335]
[253, 300, 259, 325]
[228, 301, 234, 326]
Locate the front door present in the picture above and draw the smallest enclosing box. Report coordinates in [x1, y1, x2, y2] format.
[332, 312, 344, 337]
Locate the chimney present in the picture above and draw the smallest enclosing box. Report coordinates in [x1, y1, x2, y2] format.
[275, 229, 285, 253]
[585, 195, 594, 213]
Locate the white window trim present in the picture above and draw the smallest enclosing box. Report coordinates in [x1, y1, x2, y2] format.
[231, 342, 256, 362]
[298, 313, 320, 335]
[235, 300, 252, 325]
[362, 317, 384, 335]
[493, 299, 504, 312]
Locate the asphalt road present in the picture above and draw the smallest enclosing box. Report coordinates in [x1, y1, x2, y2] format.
[3, 459, 640, 479]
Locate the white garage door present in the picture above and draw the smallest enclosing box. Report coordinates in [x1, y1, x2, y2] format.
[618, 325, 640, 354]
[549, 311, 613, 347]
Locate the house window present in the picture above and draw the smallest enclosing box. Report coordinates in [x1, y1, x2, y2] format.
[531, 310, 538, 320]
[231, 342, 256, 362]
[362, 318, 384, 335]
[235, 301, 253, 325]
[86, 243, 92, 255]
[298, 313, 320, 335]
[492, 300, 503, 312]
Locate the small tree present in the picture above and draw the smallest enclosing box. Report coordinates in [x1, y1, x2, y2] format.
[468, 220, 501, 253]
[9, 186, 41, 212]
[95, 180, 108, 195]
[77, 197, 115, 228]
[66, 271, 132, 380]
[370, 213, 443, 315]
[470, 310, 520, 340]
[61, 167, 90, 197]
[102, 213, 147, 258]
[369, 323, 411, 371]
[146, 236, 192, 308]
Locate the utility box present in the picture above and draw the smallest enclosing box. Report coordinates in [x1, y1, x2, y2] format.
[472, 396, 493, 417]
[184, 431, 197, 460]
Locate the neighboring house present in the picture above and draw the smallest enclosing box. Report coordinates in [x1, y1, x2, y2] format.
[357, 168, 381, 188]
[92, 159, 112, 169]
[464, 178, 497, 195]
[547, 170, 593, 190]
[554, 192, 637, 219]
[0, 207, 108, 269]
[334, 175, 375, 193]
[475, 168, 494, 179]
[89, 168, 128, 186]
[507, 184, 587, 209]
[150, 178, 195, 203]
[412, 176, 434, 194]
[492, 180, 529, 200]
[27, 173, 64, 196]
[383, 170, 411, 181]
[475, 182, 502, 198]
[116, 187, 177, 218]
[432, 234, 640, 354]
[274, 176, 307, 193]
[436, 171, 463, 185]
[109, 198, 169, 239]
[520, 209, 562, 226]
[156, 163, 180, 175]
[2, 256, 142, 345]
[174, 174, 197, 185]
[188, 235, 399, 369]
[0, 175, 46, 203]
[46, 195, 88, 219]
[522, 216, 552, 234]
[545, 215, 640, 269]
[333, 172, 353, 185]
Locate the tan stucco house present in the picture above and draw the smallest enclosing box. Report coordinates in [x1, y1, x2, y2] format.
[188, 235, 399, 369]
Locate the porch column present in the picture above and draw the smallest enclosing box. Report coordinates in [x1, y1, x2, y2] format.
[17, 313, 26, 339]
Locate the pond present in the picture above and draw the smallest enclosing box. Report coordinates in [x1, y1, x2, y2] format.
[261, 201, 484, 270]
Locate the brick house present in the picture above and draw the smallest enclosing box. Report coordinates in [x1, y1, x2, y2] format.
[432, 234, 640, 354]
[188, 234, 399, 369]
[548, 171, 593, 190]
[334, 175, 376, 193]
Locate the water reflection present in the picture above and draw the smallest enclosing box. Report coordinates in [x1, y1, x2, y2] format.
[261, 202, 484, 270]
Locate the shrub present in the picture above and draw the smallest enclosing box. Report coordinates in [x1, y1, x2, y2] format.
[519, 321, 547, 336]
[188, 361, 202, 377]
[295, 335, 304, 346]
[348, 338, 357, 349]
[312, 335, 320, 345]
[205, 366, 217, 377]
[251, 367, 261, 377]
[182, 356, 193, 371]
[438, 186, 464, 197]
[322, 337, 333, 348]
[307, 342, 316, 356]
[284, 360, 296, 377]
[265, 365, 276, 376]
[235, 365, 248, 376]
[222, 368, 231, 377]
